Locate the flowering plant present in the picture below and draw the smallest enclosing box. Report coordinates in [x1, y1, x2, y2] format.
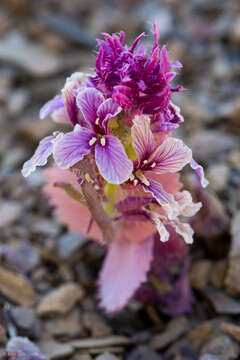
[22, 23, 208, 313]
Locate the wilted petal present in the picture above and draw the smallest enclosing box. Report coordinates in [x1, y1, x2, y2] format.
[143, 178, 179, 220]
[99, 236, 154, 312]
[175, 191, 202, 217]
[170, 220, 194, 244]
[39, 95, 64, 120]
[151, 213, 169, 242]
[53, 125, 92, 169]
[190, 158, 209, 188]
[97, 98, 121, 129]
[76, 88, 104, 126]
[22, 135, 55, 177]
[116, 196, 152, 213]
[149, 137, 192, 174]
[132, 115, 154, 163]
[95, 135, 133, 184]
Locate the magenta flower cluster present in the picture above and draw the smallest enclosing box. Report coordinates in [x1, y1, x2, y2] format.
[22, 23, 208, 312]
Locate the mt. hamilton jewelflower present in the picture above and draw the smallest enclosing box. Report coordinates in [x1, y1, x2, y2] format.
[21, 22, 208, 313]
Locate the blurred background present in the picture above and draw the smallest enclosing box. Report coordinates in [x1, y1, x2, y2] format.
[0, 0, 239, 359]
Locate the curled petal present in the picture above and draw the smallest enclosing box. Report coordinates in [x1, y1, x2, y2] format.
[99, 236, 154, 312]
[39, 95, 64, 120]
[151, 213, 169, 242]
[115, 196, 152, 213]
[170, 220, 194, 244]
[53, 125, 92, 169]
[143, 178, 179, 220]
[76, 88, 104, 126]
[175, 191, 202, 217]
[149, 137, 192, 174]
[62, 74, 84, 125]
[97, 98, 122, 129]
[22, 135, 55, 177]
[95, 135, 133, 184]
[132, 115, 154, 163]
[190, 158, 209, 188]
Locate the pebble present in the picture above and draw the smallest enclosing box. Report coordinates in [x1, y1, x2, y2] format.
[71, 336, 130, 350]
[190, 260, 212, 290]
[11, 306, 36, 331]
[0, 265, 36, 307]
[210, 260, 227, 289]
[37, 283, 84, 316]
[83, 312, 112, 338]
[0, 201, 22, 228]
[0, 31, 61, 76]
[7, 88, 29, 116]
[32, 219, 60, 237]
[96, 353, 120, 360]
[220, 322, 240, 343]
[205, 289, 240, 314]
[57, 233, 88, 260]
[150, 317, 188, 350]
[126, 345, 162, 360]
[187, 130, 236, 162]
[231, 16, 240, 45]
[0, 325, 6, 345]
[39, 341, 73, 360]
[207, 164, 229, 192]
[44, 309, 84, 338]
[201, 334, 240, 360]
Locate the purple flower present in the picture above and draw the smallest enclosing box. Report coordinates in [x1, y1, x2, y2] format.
[90, 22, 183, 120]
[53, 88, 133, 184]
[130, 115, 192, 219]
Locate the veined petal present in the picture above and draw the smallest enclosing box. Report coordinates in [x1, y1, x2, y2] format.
[99, 236, 154, 312]
[132, 115, 154, 164]
[22, 135, 55, 177]
[190, 158, 209, 188]
[115, 196, 152, 213]
[149, 137, 192, 174]
[97, 98, 122, 129]
[95, 135, 133, 184]
[53, 125, 93, 169]
[40, 95, 64, 120]
[76, 88, 104, 126]
[142, 178, 179, 220]
[170, 220, 194, 244]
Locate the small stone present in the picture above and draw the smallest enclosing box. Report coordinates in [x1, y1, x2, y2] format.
[96, 353, 120, 360]
[201, 334, 239, 360]
[11, 307, 36, 331]
[188, 322, 214, 350]
[19, 117, 56, 143]
[150, 317, 188, 350]
[200, 355, 220, 360]
[187, 130, 236, 162]
[83, 312, 112, 338]
[8, 88, 29, 116]
[228, 150, 240, 171]
[37, 283, 84, 316]
[2, 147, 27, 170]
[71, 336, 130, 350]
[0, 266, 36, 307]
[39, 341, 73, 360]
[210, 260, 227, 289]
[190, 260, 212, 290]
[32, 219, 60, 237]
[58, 233, 88, 259]
[126, 345, 162, 360]
[207, 164, 229, 192]
[0, 31, 61, 76]
[0, 201, 22, 228]
[205, 289, 240, 314]
[44, 309, 83, 337]
[220, 322, 240, 343]
[231, 16, 240, 45]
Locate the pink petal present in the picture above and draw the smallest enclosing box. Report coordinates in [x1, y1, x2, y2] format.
[190, 158, 209, 188]
[53, 125, 93, 169]
[95, 135, 133, 184]
[99, 236, 154, 312]
[132, 115, 154, 164]
[143, 178, 179, 220]
[43, 166, 103, 242]
[76, 88, 104, 126]
[39, 95, 64, 120]
[22, 135, 55, 177]
[151, 213, 169, 242]
[149, 137, 192, 174]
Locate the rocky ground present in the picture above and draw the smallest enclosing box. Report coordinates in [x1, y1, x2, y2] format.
[0, 0, 239, 359]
